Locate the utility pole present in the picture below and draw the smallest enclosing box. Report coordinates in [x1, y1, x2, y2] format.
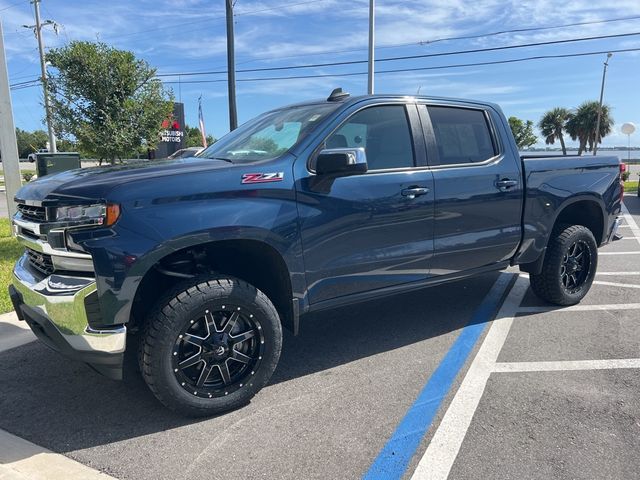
[0, 19, 22, 221]
[593, 52, 612, 156]
[225, 0, 237, 131]
[367, 0, 375, 95]
[23, 0, 57, 152]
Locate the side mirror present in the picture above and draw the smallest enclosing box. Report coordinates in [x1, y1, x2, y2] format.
[315, 148, 368, 176]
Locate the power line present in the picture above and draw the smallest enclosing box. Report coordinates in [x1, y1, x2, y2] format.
[206, 13, 640, 69]
[159, 47, 640, 85]
[156, 30, 640, 77]
[0, 0, 27, 12]
[113, 0, 331, 39]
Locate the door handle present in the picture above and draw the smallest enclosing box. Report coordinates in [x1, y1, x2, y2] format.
[496, 179, 519, 191]
[401, 187, 430, 199]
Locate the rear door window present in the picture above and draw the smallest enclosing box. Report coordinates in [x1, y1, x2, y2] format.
[427, 106, 497, 165]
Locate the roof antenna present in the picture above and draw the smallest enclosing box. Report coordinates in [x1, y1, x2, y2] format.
[327, 88, 350, 102]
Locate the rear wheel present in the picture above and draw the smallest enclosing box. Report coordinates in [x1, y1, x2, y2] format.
[530, 224, 598, 306]
[141, 276, 282, 416]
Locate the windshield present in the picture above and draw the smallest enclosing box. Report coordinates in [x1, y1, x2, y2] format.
[198, 103, 339, 163]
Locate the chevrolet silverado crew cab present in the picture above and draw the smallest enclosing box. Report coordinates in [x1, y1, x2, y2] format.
[10, 90, 623, 416]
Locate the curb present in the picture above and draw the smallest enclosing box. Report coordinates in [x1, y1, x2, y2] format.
[0, 429, 117, 480]
[0, 311, 35, 353]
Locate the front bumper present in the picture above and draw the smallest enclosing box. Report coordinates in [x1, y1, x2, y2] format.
[10, 255, 126, 380]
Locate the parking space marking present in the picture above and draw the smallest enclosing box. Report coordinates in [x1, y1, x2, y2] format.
[363, 273, 514, 480]
[593, 280, 640, 289]
[409, 275, 529, 480]
[517, 303, 640, 313]
[621, 203, 640, 246]
[493, 359, 640, 373]
[596, 271, 640, 276]
[599, 251, 640, 255]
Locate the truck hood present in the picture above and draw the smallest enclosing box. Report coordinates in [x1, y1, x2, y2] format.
[15, 157, 233, 205]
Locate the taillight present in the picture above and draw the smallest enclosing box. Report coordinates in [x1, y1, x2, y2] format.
[620, 162, 627, 174]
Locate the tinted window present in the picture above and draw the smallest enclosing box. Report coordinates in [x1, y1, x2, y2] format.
[428, 107, 496, 165]
[326, 105, 414, 170]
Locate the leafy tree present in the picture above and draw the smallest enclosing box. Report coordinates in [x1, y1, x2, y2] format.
[184, 125, 215, 148]
[15, 128, 48, 158]
[508, 116, 538, 149]
[565, 101, 613, 155]
[538, 107, 571, 155]
[46, 41, 173, 164]
[56, 138, 78, 152]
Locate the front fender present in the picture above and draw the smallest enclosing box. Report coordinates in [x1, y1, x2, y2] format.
[71, 183, 304, 327]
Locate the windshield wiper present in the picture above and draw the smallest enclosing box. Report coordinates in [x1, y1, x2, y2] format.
[208, 157, 234, 163]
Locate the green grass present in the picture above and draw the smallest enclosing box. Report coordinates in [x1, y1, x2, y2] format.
[624, 181, 639, 193]
[0, 219, 22, 314]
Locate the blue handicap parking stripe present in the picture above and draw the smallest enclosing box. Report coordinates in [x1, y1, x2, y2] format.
[363, 273, 514, 480]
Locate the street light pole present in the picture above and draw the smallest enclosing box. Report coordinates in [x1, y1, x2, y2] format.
[593, 52, 612, 156]
[367, 0, 374, 95]
[225, 0, 238, 131]
[32, 0, 56, 152]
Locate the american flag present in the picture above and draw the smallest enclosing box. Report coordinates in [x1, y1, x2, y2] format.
[198, 95, 207, 148]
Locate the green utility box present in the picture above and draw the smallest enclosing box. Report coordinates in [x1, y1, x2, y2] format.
[36, 152, 81, 177]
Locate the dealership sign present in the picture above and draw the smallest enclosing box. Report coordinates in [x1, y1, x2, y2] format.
[156, 102, 186, 158]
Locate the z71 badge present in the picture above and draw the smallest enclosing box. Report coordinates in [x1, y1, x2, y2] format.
[241, 172, 284, 184]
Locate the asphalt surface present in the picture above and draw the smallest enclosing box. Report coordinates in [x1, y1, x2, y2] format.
[0, 195, 639, 480]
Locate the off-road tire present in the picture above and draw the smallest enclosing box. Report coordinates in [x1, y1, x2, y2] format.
[140, 276, 282, 417]
[530, 224, 598, 306]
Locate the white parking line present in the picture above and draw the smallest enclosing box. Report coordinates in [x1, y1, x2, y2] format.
[593, 280, 640, 289]
[493, 359, 640, 372]
[517, 303, 640, 313]
[0, 429, 116, 480]
[621, 203, 640, 246]
[410, 276, 529, 480]
[599, 251, 640, 255]
[596, 271, 640, 276]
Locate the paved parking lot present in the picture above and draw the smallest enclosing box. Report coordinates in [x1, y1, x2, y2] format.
[1, 196, 639, 480]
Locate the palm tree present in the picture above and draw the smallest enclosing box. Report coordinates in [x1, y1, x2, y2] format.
[565, 101, 614, 155]
[538, 107, 571, 155]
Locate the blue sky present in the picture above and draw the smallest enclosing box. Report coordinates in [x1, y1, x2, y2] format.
[2, 0, 640, 148]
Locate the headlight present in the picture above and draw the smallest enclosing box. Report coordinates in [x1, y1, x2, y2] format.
[55, 203, 120, 226]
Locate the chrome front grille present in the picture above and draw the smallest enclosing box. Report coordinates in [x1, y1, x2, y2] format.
[17, 204, 47, 222]
[26, 248, 55, 276]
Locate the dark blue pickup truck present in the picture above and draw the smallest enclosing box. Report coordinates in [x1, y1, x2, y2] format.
[10, 90, 623, 415]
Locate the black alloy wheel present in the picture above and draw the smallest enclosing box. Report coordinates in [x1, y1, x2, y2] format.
[529, 224, 598, 306]
[141, 276, 282, 416]
[559, 240, 591, 294]
[173, 306, 264, 398]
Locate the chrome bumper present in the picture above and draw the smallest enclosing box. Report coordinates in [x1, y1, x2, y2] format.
[10, 255, 126, 378]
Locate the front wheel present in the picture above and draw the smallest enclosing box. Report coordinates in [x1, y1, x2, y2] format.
[141, 276, 282, 416]
[529, 224, 598, 306]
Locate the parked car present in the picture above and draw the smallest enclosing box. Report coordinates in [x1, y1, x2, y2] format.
[167, 147, 204, 160]
[10, 90, 623, 416]
[27, 149, 48, 163]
